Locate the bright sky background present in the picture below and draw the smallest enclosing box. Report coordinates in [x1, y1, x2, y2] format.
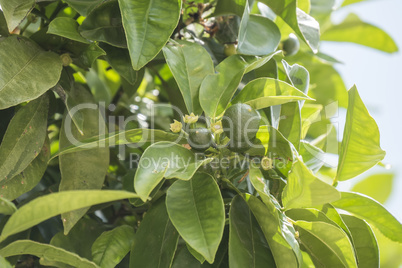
[321, 0, 402, 221]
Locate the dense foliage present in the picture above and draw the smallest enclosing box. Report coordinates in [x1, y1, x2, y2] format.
[0, 0, 401, 267]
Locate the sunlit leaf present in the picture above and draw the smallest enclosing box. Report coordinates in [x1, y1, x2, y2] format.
[351, 173, 394, 204]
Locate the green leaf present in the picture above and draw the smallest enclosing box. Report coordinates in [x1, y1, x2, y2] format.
[259, 0, 320, 52]
[0, 95, 48, 182]
[267, 126, 294, 175]
[0, 255, 12, 268]
[282, 159, 341, 210]
[0, 190, 139, 242]
[51, 218, 106, 261]
[0, 0, 35, 32]
[200, 52, 280, 118]
[351, 173, 394, 204]
[340, 0, 366, 7]
[299, 141, 325, 173]
[286, 208, 341, 227]
[0, 240, 99, 268]
[322, 14, 398, 53]
[79, 0, 127, 48]
[134, 142, 211, 201]
[341, 214, 379, 268]
[0, 36, 62, 109]
[163, 40, 214, 115]
[59, 85, 110, 234]
[279, 102, 301, 150]
[231, 78, 312, 110]
[130, 198, 179, 268]
[93, 225, 135, 268]
[294, 221, 357, 267]
[214, 0, 246, 17]
[0, 136, 50, 201]
[336, 86, 386, 181]
[166, 173, 225, 264]
[320, 204, 352, 238]
[64, 0, 104, 16]
[237, 4, 281, 56]
[171, 246, 205, 268]
[243, 194, 302, 267]
[0, 11, 9, 36]
[52, 129, 186, 159]
[78, 43, 107, 68]
[101, 44, 140, 85]
[0, 197, 17, 215]
[119, 0, 181, 70]
[331, 192, 402, 243]
[48, 17, 90, 44]
[229, 195, 275, 267]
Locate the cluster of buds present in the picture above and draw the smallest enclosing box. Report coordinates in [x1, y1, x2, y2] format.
[211, 120, 223, 135]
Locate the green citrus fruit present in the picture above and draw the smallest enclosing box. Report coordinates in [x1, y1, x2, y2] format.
[282, 34, 300, 57]
[224, 44, 237, 56]
[222, 103, 260, 143]
[188, 128, 213, 151]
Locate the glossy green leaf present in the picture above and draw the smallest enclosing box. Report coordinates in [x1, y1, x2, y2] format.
[0, 190, 139, 241]
[279, 102, 301, 150]
[286, 208, 340, 228]
[322, 14, 398, 53]
[200, 52, 280, 118]
[229, 195, 275, 267]
[294, 221, 357, 267]
[186, 244, 206, 264]
[243, 194, 302, 267]
[248, 166, 275, 207]
[282, 60, 309, 96]
[0, 95, 48, 182]
[0, 197, 17, 215]
[59, 85, 110, 234]
[341, 214, 379, 268]
[299, 141, 325, 173]
[65, 0, 104, 16]
[119, 0, 181, 70]
[0, 136, 50, 201]
[93, 225, 135, 268]
[78, 43, 107, 68]
[282, 159, 340, 210]
[52, 129, 186, 159]
[130, 199, 179, 268]
[237, 4, 281, 56]
[267, 126, 294, 175]
[336, 86, 386, 181]
[135, 142, 211, 201]
[259, 0, 320, 52]
[332, 192, 402, 243]
[0, 256, 12, 268]
[101, 44, 139, 84]
[0, 36, 62, 109]
[171, 246, 205, 268]
[163, 40, 214, 115]
[340, 0, 366, 7]
[0, 240, 98, 268]
[48, 17, 90, 44]
[351, 173, 394, 204]
[0, 0, 35, 32]
[166, 173, 225, 264]
[232, 78, 312, 110]
[79, 0, 127, 48]
[51, 218, 106, 261]
[320, 204, 352, 238]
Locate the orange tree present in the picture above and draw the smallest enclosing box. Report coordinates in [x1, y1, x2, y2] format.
[0, 0, 401, 267]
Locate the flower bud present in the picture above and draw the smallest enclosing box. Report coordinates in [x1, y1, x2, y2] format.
[183, 113, 199, 124]
[170, 120, 183, 133]
[60, 53, 73, 66]
[261, 156, 273, 170]
[211, 120, 223, 135]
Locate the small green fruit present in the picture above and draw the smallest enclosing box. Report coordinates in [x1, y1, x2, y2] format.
[282, 33, 300, 57]
[224, 44, 237, 56]
[188, 128, 213, 151]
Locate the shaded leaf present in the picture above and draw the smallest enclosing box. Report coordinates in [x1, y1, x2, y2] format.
[59, 85, 109, 234]
[229, 195, 275, 267]
[0, 136, 50, 201]
[232, 78, 312, 110]
[336, 86, 386, 181]
[134, 142, 211, 201]
[282, 159, 340, 210]
[331, 192, 402, 243]
[351, 173, 394, 204]
[294, 221, 357, 267]
[130, 199, 178, 268]
[0, 95, 48, 182]
[93, 225, 135, 268]
[200, 52, 280, 118]
[341, 214, 379, 268]
[48, 17, 90, 44]
[163, 40, 214, 115]
[166, 173, 225, 264]
[64, 0, 104, 16]
[0, 36, 62, 109]
[79, 0, 127, 48]
[0, 0, 35, 32]
[119, 0, 181, 70]
[0, 240, 98, 268]
[322, 14, 398, 53]
[0, 190, 139, 241]
[0, 197, 17, 215]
